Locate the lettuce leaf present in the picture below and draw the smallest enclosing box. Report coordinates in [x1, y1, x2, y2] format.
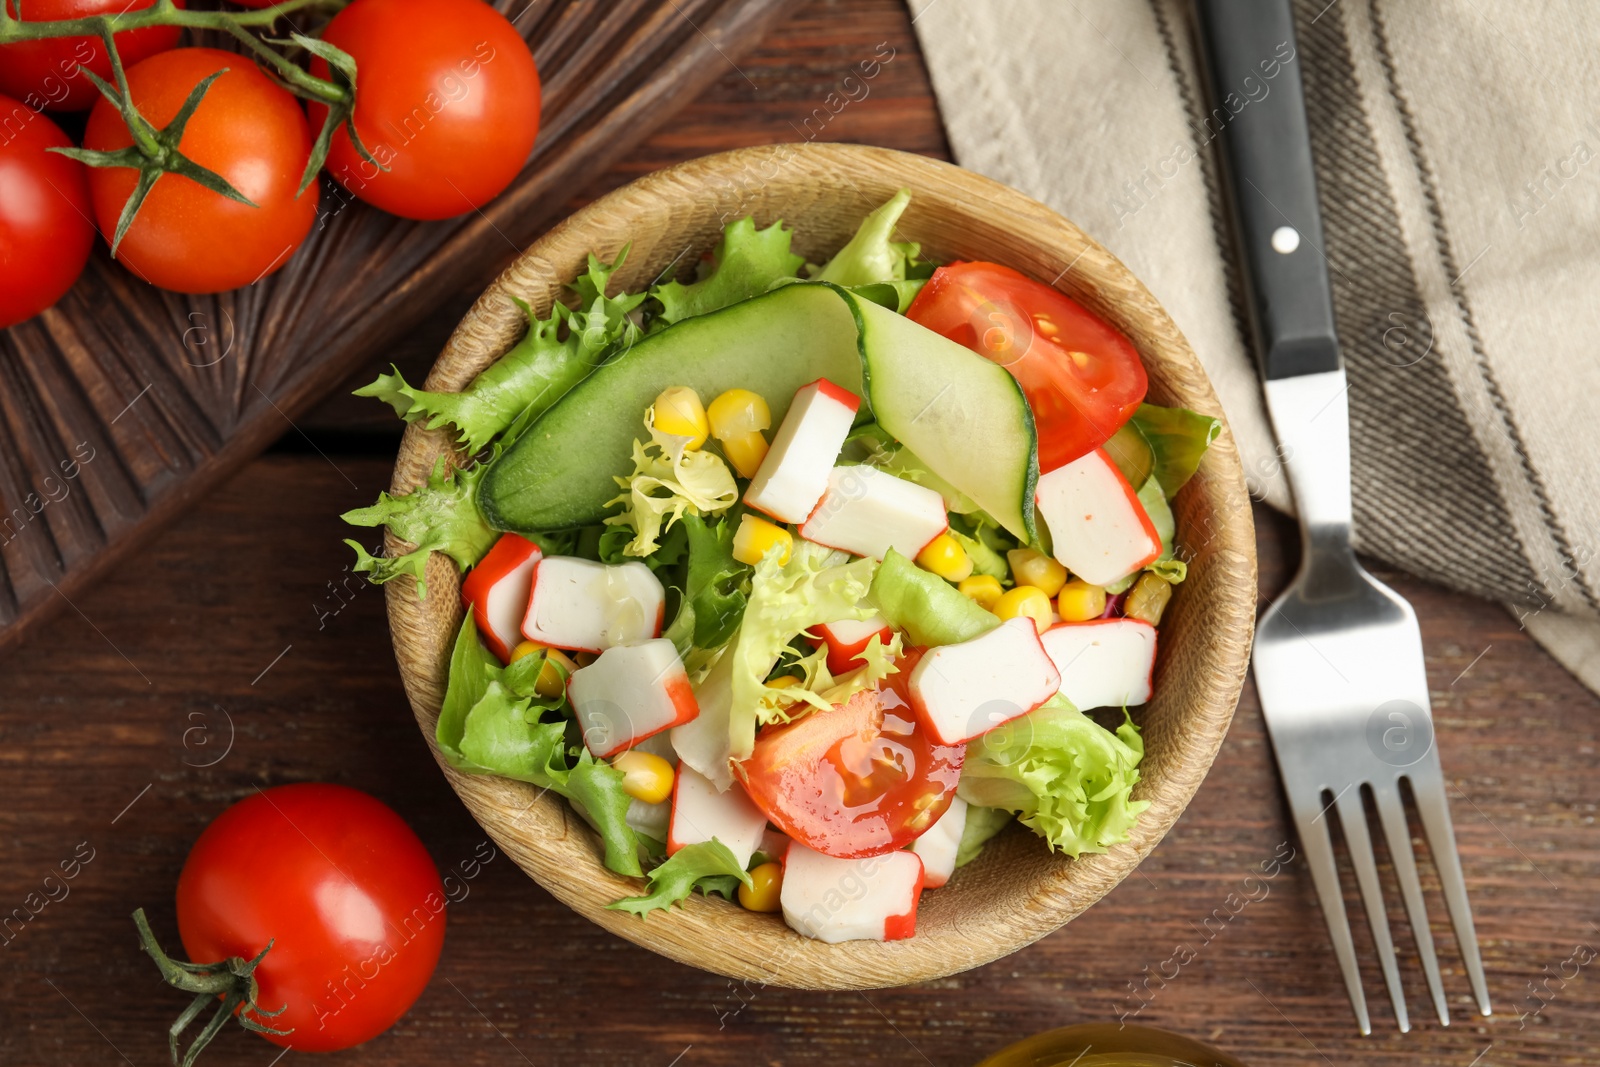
[957, 700, 1149, 858]
[355, 252, 645, 452]
[728, 540, 879, 759]
[955, 805, 1014, 868]
[812, 188, 931, 287]
[650, 217, 805, 325]
[764, 630, 903, 722]
[342, 456, 495, 597]
[1130, 404, 1221, 496]
[869, 548, 998, 647]
[606, 839, 753, 918]
[681, 515, 751, 651]
[604, 412, 738, 557]
[435, 616, 642, 877]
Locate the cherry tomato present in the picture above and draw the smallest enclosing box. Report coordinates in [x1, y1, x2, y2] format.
[176, 784, 445, 1053]
[308, 0, 540, 221]
[0, 95, 94, 328]
[81, 48, 315, 293]
[0, 0, 184, 112]
[743, 650, 964, 859]
[907, 261, 1148, 472]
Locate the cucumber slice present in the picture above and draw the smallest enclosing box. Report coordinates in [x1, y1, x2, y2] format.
[840, 291, 1038, 541]
[479, 283, 866, 532]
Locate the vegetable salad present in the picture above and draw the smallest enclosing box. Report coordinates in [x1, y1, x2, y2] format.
[345, 190, 1220, 943]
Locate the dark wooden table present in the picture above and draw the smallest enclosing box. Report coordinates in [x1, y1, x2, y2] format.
[4, 3, 1597, 1064]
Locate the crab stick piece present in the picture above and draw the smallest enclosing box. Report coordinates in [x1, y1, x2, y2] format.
[460, 534, 542, 662]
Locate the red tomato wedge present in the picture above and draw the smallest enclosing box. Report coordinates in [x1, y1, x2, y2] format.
[906, 260, 1147, 473]
[742, 650, 963, 859]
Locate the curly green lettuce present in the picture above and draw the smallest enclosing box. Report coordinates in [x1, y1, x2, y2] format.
[341, 456, 496, 597]
[603, 409, 738, 557]
[649, 217, 805, 326]
[607, 840, 753, 918]
[727, 540, 879, 759]
[958, 700, 1149, 858]
[436, 615, 642, 877]
[355, 252, 645, 453]
[811, 187, 932, 296]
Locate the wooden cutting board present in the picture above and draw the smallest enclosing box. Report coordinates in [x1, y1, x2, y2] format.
[0, 0, 788, 652]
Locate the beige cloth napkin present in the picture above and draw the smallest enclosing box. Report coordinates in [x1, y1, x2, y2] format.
[909, 0, 1600, 693]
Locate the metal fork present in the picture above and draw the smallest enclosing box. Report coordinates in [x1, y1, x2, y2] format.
[1197, 0, 1491, 1033]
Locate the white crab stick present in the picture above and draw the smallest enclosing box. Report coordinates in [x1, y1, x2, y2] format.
[667, 766, 768, 868]
[908, 795, 967, 889]
[780, 844, 924, 943]
[744, 378, 861, 523]
[1034, 448, 1161, 586]
[815, 615, 894, 675]
[799, 465, 947, 561]
[459, 533, 542, 662]
[670, 648, 735, 790]
[522, 556, 664, 653]
[907, 617, 1061, 745]
[568, 639, 699, 759]
[1039, 618, 1157, 710]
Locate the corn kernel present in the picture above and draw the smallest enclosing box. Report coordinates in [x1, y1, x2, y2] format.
[509, 640, 577, 699]
[915, 533, 973, 582]
[720, 431, 770, 479]
[1007, 547, 1067, 597]
[707, 388, 771, 438]
[612, 750, 675, 805]
[739, 861, 784, 912]
[651, 386, 708, 449]
[958, 574, 1004, 610]
[732, 513, 792, 566]
[765, 675, 802, 689]
[1055, 579, 1108, 622]
[1124, 572, 1173, 625]
[994, 585, 1053, 633]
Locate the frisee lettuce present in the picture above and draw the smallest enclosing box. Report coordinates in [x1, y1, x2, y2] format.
[341, 456, 496, 598]
[957, 699, 1149, 858]
[606, 839, 753, 918]
[604, 410, 738, 557]
[435, 615, 642, 877]
[727, 540, 879, 760]
[764, 630, 903, 723]
[955, 805, 1014, 868]
[355, 252, 645, 453]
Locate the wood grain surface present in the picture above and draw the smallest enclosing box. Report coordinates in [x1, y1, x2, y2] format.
[0, 0, 791, 654]
[2, 2, 1597, 1065]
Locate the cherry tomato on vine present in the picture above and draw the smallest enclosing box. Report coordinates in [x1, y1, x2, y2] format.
[0, 0, 185, 112]
[907, 261, 1148, 472]
[308, 0, 540, 221]
[81, 47, 315, 293]
[175, 784, 445, 1053]
[0, 95, 94, 328]
[743, 650, 965, 859]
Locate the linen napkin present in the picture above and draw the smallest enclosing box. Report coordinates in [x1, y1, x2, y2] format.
[908, 0, 1600, 694]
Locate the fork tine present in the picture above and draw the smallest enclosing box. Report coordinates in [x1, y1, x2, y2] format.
[1406, 762, 1493, 1017]
[1335, 788, 1411, 1032]
[1294, 793, 1372, 1035]
[1373, 782, 1449, 1025]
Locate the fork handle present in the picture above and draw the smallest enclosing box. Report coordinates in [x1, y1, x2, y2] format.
[1195, 0, 1340, 381]
[1197, 0, 1354, 543]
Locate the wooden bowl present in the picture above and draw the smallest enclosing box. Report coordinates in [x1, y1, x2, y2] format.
[382, 143, 1256, 990]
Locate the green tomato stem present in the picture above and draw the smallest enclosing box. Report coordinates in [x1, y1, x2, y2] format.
[0, 0, 351, 105]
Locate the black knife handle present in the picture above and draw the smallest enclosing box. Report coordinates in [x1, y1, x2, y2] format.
[1196, 0, 1340, 380]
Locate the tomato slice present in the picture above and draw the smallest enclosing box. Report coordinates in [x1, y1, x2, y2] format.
[906, 261, 1147, 473]
[742, 650, 963, 859]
